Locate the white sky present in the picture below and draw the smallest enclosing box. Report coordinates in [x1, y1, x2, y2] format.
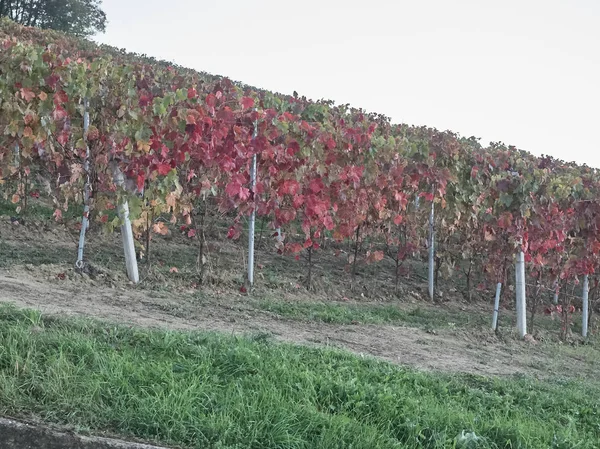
[94, 0, 600, 168]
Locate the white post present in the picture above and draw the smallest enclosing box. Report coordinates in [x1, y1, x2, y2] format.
[553, 279, 559, 304]
[428, 200, 435, 301]
[492, 282, 502, 330]
[111, 163, 139, 284]
[515, 251, 527, 338]
[13, 143, 19, 168]
[76, 98, 91, 268]
[247, 115, 258, 287]
[274, 199, 283, 245]
[582, 274, 589, 338]
[13, 144, 20, 208]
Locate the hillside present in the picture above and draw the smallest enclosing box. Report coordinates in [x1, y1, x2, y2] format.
[2, 18, 600, 449]
[2, 16, 600, 332]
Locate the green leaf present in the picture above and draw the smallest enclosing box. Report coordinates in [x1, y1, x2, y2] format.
[499, 193, 513, 208]
[175, 88, 187, 102]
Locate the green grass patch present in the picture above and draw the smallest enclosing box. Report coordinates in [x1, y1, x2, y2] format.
[256, 299, 487, 329]
[0, 304, 599, 448]
[0, 197, 83, 221]
[0, 241, 74, 267]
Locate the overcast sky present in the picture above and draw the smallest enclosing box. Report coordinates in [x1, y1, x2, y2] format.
[94, 0, 600, 168]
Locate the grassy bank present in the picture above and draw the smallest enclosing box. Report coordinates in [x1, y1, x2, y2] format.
[256, 299, 487, 329]
[0, 304, 598, 449]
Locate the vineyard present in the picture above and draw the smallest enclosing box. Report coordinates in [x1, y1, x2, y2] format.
[4, 17, 600, 449]
[1, 15, 600, 344]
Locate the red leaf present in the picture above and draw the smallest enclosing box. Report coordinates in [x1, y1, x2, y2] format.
[52, 106, 67, 121]
[497, 212, 513, 229]
[45, 75, 59, 90]
[187, 229, 196, 238]
[366, 250, 385, 263]
[225, 181, 242, 198]
[139, 92, 152, 108]
[206, 93, 217, 107]
[137, 174, 146, 192]
[227, 226, 241, 240]
[54, 90, 68, 104]
[394, 215, 403, 225]
[280, 179, 300, 196]
[187, 87, 197, 99]
[186, 113, 197, 125]
[241, 97, 254, 109]
[289, 243, 303, 254]
[239, 187, 250, 201]
[157, 163, 171, 176]
[308, 178, 322, 194]
[292, 195, 304, 209]
[20, 88, 36, 102]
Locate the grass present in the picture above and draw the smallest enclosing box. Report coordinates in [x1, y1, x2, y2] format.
[256, 299, 488, 329]
[0, 305, 599, 448]
[0, 241, 75, 267]
[0, 197, 83, 222]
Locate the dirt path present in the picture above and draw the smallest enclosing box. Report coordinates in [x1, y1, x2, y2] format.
[0, 265, 555, 378]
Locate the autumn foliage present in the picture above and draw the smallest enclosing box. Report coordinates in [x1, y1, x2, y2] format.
[2, 18, 600, 302]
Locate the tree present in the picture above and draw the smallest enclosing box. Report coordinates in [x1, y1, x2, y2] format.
[0, 0, 106, 36]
